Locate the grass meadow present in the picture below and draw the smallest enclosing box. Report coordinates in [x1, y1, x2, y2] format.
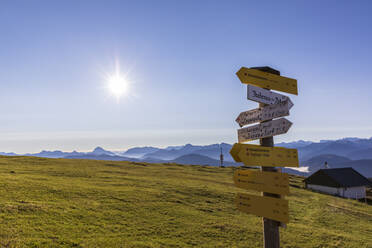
[0, 156, 371, 247]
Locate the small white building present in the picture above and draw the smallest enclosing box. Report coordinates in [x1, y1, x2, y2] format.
[304, 167, 371, 199]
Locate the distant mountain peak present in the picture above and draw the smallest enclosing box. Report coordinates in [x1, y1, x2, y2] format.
[93, 146, 105, 152]
[91, 146, 114, 156]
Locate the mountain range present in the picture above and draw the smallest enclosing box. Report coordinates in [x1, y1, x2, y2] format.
[1, 137, 372, 177]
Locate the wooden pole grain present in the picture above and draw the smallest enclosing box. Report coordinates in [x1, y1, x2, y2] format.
[253, 66, 281, 248]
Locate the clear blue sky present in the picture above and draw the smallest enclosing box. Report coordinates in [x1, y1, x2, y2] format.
[1, 0, 372, 153]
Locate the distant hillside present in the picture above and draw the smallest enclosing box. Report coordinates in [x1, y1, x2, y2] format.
[3, 137, 372, 177]
[124, 137, 372, 165]
[302, 154, 351, 172]
[276, 140, 313, 148]
[64, 154, 139, 162]
[335, 159, 372, 178]
[297, 138, 372, 161]
[64, 152, 229, 167]
[298, 142, 360, 161]
[143, 143, 233, 161]
[347, 148, 372, 160]
[0, 152, 18, 156]
[121, 146, 161, 158]
[21, 147, 116, 159]
[24, 150, 80, 158]
[298, 154, 372, 178]
[168, 153, 238, 166]
[171, 154, 220, 166]
[142, 144, 200, 160]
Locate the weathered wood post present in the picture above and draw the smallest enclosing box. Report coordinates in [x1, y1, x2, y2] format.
[254, 66, 281, 248]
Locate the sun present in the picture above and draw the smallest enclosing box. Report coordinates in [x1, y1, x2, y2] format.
[107, 73, 128, 98]
[104, 60, 131, 100]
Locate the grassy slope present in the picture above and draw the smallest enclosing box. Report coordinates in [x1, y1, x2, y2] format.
[0, 156, 371, 248]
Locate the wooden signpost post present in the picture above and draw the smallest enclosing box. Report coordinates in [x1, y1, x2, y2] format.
[230, 66, 298, 248]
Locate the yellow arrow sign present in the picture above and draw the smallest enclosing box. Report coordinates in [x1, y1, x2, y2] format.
[236, 193, 289, 223]
[229, 143, 243, 162]
[236, 67, 298, 95]
[230, 143, 299, 167]
[234, 169, 289, 195]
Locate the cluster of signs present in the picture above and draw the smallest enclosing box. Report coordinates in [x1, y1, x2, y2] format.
[230, 67, 299, 224]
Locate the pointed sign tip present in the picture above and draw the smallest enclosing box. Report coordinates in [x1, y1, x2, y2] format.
[287, 98, 294, 110]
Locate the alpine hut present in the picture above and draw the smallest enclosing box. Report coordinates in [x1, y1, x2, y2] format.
[304, 167, 371, 199]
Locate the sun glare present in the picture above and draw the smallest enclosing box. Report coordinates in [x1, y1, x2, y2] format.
[107, 73, 128, 98]
[105, 60, 131, 100]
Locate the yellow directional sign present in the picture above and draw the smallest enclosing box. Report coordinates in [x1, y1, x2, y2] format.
[236, 193, 289, 223]
[236, 67, 298, 95]
[230, 143, 299, 167]
[234, 169, 289, 195]
[229, 143, 243, 162]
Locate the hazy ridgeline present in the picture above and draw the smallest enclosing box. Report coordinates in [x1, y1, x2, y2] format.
[3, 137, 372, 178]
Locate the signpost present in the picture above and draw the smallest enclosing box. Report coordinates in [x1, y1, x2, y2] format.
[237, 118, 292, 142]
[237, 67, 298, 95]
[230, 143, 299, 167]
[236, 100, 292, 127]
[230, 66, 298, 248]
[229, 142, 242, 162]
[236, 193, 289, 223]
[234, 170, 289, 195]
[247, 85, 294, 107]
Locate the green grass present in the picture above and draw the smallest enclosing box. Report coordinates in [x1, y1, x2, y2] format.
[0, 156, 371, 248]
